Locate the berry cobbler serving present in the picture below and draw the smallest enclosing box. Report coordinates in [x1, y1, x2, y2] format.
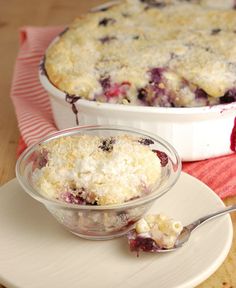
[16, 126, 181, 239]
[43, 0, 236, 108]
[32, 134, 162, 205]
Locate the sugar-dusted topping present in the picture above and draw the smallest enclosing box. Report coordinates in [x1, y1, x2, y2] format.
[45, 0, 236, 107]
[32, 134, 162, 205]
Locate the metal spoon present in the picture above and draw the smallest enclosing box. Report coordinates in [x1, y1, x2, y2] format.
[162, 205, 236, 252]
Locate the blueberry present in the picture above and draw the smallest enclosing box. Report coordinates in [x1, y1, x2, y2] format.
[99, 36, 117, 44]
[138, 138, 154, 145]
[137, 88, 148, 101]
[150, 67, 164, 84]
[98, 18, 116, 26]
[133, 236, 156, 252]
[99, 137, 116, 152]
[140, 0, 166, 8]
[153, 150, 168, 166]
[100, 76, 111, 90]
[195, 88, 208, 99]
[211, 28, 221, 35]
[220, 88, 236, 104]
[61, 192, 86, 205]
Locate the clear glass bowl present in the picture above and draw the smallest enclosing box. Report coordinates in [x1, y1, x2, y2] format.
[16, 125, 181, 240]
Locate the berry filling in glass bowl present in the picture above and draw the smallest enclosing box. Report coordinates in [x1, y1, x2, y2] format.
[16, 126, 181, 240]
[32, 134, 164, 206]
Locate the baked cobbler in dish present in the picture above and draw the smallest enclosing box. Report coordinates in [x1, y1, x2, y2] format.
[32, 134, 163, 205]
[43, 0, 236, 107]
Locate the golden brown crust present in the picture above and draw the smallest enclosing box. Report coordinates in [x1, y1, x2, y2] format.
[32, 135, 162, 205]
[44, 0, 236, 107]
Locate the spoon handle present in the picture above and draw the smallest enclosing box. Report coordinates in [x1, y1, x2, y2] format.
[186, 205, 236, 232]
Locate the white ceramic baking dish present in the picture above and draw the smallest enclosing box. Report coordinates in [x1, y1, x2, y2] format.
[39, 0, 236, 161]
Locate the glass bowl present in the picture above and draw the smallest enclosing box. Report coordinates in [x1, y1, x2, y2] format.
[16, 125, 181, 240]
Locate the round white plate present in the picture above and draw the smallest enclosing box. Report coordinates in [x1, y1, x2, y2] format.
[0, 173, 233, 288]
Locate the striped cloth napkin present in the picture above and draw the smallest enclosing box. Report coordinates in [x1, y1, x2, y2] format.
[11, 27, 236, 199]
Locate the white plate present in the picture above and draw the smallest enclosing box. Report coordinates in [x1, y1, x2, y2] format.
[0, 173, 233, 288]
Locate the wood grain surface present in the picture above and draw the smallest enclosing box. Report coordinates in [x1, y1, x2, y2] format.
[0, 0, 235, 287]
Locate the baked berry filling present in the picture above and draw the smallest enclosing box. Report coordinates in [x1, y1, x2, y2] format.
[137, 67, 174, 107]
[60, 191, 87, 205]
[137, 137, 169, 167]
[98, 66, 236, 107]
[140, 0, 166, 9]
[137, 88, 148, 101]
[65, 94, 81, 125]
[99, 36, 117, 44]
[127, 230, 166, 255]
[100, 76, 111, 91]
[195, 88, 208, 100]
[98, 62, 236, 107]
[230, 117, 236, 152]
[220, 88, 236, 104]
[138, 138, 154, 145]
[150, 67, 165, 84]
[153, 150, 168, 167]
[33, 149, 48, 170]
[99, 137, 116, 152]
[193, 88, 211, 106]
[60, 187, 98, 205]
[98, 17, 116, 26]
[211, 28, 221, 35]
[100, 76, 131, 101]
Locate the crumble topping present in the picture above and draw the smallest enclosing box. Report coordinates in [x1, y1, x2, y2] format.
[32, 134, 162, 205]
[44, 0, 236, 107]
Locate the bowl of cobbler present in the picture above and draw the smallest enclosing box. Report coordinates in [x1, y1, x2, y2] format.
[39, 0, 236, 161]
[16, 125, 181, 240]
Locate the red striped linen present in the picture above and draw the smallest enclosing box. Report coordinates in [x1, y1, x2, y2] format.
[11, 27, 236, 199]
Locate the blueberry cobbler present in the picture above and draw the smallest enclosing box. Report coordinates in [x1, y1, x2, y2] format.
[43, 0, 236, 107]
[128, 213, 183, 254]
[32, 135, 163, 205]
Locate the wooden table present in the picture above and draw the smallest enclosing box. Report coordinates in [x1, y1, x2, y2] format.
[0, 0, 235, 287]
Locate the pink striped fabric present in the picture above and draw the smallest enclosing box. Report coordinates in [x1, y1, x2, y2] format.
[11, 27, 236, 199]
[11, 27, 62, 146]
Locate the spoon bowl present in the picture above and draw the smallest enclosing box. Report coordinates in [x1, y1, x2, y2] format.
[128, 205, 236, 254]
[160, 204, 236, 252]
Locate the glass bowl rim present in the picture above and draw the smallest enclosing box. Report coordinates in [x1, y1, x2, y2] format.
[16, 125, 182, 210]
